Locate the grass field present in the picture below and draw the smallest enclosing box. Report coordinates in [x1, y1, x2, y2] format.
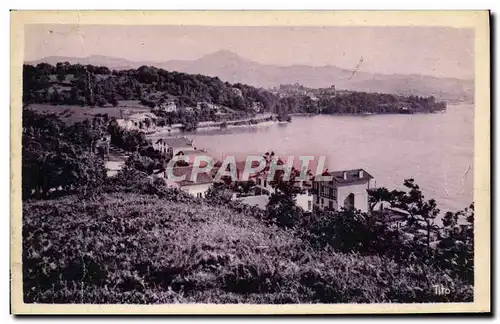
[22, 191, 473, 304]
[26, 100, 150, 124]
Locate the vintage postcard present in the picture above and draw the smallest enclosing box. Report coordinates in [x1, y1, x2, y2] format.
[10, 11, 490, 314]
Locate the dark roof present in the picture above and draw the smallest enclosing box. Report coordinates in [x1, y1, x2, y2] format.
[314, 168, 373, 183]
[168, 166, 213, 186]
[176, 149, 209, 156]
[155, 137, 193, 148]
[213, 160, 264, 180]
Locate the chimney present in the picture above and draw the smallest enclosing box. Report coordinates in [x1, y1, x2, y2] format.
[343, 171, 347, 180]
[359, 169, 364, 178]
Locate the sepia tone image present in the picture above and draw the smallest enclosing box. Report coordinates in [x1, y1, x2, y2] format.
[11, 11, 490, 314]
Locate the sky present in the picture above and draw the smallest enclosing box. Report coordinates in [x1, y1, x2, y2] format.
[24, 25, 474, 79]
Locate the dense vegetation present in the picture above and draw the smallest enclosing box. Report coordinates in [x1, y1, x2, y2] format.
[23, 183, 473, 304]
[23, 63, 446, 121]
[275, 87, 447, 115]
[22, 63, 277, 114]
[22, 108, 169, 199]
[22, 109, 108, 199]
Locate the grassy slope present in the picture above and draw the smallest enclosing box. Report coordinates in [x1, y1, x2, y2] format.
[26, 100, 150, 124]
[22, 192, 473, 304]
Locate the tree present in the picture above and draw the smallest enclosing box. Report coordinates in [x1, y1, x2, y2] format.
[109, 96, 119, 107]
[22, 110, 108, 199]
[392, 179, 441, 249]
[126, 152, 155, 175]
[438, 203, 474, 283]
[106, 166, 149, 193]
[265, 170, 304, 228]
[205, 182, 234, 205]
[367, 187, 405, 212]
[56, 62, 66, 82]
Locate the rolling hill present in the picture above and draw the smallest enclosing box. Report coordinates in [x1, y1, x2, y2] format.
[27, 50, 474, 103]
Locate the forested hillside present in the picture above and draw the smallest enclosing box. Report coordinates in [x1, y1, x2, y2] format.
[23, 62, 447, 118]
[22, 63, 278, 114]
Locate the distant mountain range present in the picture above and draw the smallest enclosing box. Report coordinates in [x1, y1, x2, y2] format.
[26, 50, 474, 103]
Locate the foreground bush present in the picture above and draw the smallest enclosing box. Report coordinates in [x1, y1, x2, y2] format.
[23, 192, 473, 304]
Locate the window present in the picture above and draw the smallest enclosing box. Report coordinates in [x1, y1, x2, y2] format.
[329, 201, 333, 210]
[321, 198, 324, 206]
[264, 180, 267, 188]
[307, 201, 312, 210]
[196, 192, 203, 198]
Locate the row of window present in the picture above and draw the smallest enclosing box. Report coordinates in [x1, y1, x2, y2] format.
[318, 184, 337, 200]
[256, 178, 268, 187]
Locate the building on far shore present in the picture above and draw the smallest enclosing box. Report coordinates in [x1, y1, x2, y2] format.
[312, 168, 374, 213]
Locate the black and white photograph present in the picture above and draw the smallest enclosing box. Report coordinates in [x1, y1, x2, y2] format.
[10, 10, 490, 314]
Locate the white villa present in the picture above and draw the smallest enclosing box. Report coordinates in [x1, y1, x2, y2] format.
[116, 112, 158, 132]
[312, 168, 374, 213]
[216, 158, 314, 213]
[153, 136, 194, 156]
[254, 168, 313, 213]
[162, 166, 214, 198]
[157, 101, 177, 113]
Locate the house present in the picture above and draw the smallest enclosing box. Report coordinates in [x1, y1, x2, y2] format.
[251, 102, 264, 113]
[231, 87, 243, 97]
[238, 195, 269, 210]
[116, 112, 158, 132]
[176, 149, 213, 166]
[312, 168, 374, 212]
[158, 101, 177, 113]
[254, 172, 313, 212]
[212, 160, 261, 188]
[105, 160, 126, 177]
[163, 166, 214, 198]
[153, 136, 194, 156]
[250, 157, 314, 213]
[196, 102, 218, 110]
[372, 201, 410, 230]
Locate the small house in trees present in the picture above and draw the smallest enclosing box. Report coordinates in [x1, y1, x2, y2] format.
[158, 101, 177, 113]
[117, 112, 158, 132]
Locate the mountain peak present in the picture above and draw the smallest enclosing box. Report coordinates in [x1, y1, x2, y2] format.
[198, 50, 246, 62]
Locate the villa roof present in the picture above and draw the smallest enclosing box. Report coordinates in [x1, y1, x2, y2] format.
[314, 168, 373, 183]
[167, 166, 214, 187]
[128, 112, 158, 120]
[155, 136, 193, 148]
[176, 150, 214, 167]
[213, 160, 265, 180]
[176, 149, 209, 156]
